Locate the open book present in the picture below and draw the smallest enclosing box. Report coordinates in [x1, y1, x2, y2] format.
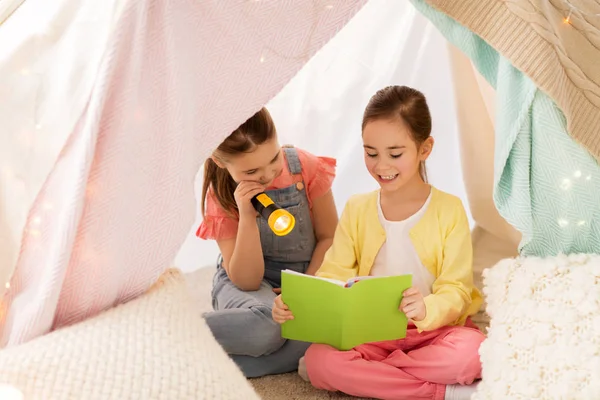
[280, 269, 412, 351]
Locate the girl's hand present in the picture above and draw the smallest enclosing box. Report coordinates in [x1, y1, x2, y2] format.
[272, 294, 294, 324]
[234, 181, 265, 219]
[400, 287, 426, 321]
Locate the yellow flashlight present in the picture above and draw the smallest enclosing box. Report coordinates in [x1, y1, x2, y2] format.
[251, 192, 296, 236]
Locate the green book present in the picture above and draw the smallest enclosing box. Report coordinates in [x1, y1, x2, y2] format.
[280, 270, 412, 351]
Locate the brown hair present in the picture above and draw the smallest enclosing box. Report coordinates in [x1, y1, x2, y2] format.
[201, 108, 276, 217]
[362, 86, 432, 181]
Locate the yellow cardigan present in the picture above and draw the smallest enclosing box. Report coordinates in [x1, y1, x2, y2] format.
[316, 187, 483, 332]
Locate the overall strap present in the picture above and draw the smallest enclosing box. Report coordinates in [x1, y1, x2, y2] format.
[282, 145, 302, 176]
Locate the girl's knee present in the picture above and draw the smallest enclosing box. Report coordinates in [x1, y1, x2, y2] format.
[447, 328, 486, 383]
[442, 327, 485, 349]
[305, 344, 355, 385]
[305, 344, 341, 389]
[254, 327, 286, 357]
[305, 344, 332, 365]
[245, 304, 286, 357]
[458, 328, 486, 355]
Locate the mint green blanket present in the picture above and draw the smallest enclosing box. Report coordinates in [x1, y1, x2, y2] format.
[410, 0, 600, 256]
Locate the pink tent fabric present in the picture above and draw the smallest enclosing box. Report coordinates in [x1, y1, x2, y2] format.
[0, 0, 366, 347]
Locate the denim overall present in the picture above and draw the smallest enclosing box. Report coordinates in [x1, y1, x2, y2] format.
[204, 146, 315, 378]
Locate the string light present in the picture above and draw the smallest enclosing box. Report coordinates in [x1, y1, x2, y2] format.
[562, 1, 600, 26]
[28, 229, 41, 237]
[573, 170, 582, 178]
[560, 178, 572, 190]
[5, 282, 9, 290]
[86, 183, 97, 197]
[558, 218, 569, 228]
[260, 55, 266, 63]
[563, 8, 572, 24]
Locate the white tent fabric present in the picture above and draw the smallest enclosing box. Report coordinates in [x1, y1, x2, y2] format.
[3, 1, 596, 397]
[0, 0, 128, 299]
[175, 0, 475, 273]
[0, 0, 520, 348]
[0, 0, 366, 346]
[446, 44, 520, 286]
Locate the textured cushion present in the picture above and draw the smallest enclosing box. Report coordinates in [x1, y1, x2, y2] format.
[475, 255, 600, 399]
[0, 269, 259, 400]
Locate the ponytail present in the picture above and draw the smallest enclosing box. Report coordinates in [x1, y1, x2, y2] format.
[201, 158, 238, 218]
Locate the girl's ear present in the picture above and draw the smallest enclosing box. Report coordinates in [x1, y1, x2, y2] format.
[419, 137, 434, 161]
[211, 156, 225, 169]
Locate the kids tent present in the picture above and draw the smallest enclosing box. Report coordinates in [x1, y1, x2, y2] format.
[0, 0, 598, 398]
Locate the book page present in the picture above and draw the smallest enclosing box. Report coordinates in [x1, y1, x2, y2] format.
[345, 273, 413, 288]
[281, 269, 346, 287]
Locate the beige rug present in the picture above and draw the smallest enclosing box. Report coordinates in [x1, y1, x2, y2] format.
[186, 267, 489, 400]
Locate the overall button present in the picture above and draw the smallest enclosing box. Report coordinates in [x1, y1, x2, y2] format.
[296, 182, 304, 190]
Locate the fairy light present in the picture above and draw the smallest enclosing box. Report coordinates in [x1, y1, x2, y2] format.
[260, 55, 266, 63]
[560, 178, 572, 190]
[563, 8, 572, 24]
[558, 218, 569, 228]
[562, 1, 600, 26]
[86, 183, 97, 197]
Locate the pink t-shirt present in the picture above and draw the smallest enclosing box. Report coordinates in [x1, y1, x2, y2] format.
[196, 147, 336, 241]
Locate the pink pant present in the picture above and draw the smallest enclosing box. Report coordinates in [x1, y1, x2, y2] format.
[305, 322, 485, 400]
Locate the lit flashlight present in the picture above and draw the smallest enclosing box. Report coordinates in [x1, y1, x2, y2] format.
[251, 193, 295, 236]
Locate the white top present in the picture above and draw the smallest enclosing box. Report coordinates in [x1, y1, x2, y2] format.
[370, 191, 436, 296]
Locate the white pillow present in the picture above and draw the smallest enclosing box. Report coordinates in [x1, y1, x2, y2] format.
[0, 269, 259, 400]
[475, 254, 600, 399]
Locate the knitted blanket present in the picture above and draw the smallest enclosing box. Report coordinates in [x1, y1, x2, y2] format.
[411, 0, 600, 257]
[418, 0, 600, 162]
[0, 269, 260, 399]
